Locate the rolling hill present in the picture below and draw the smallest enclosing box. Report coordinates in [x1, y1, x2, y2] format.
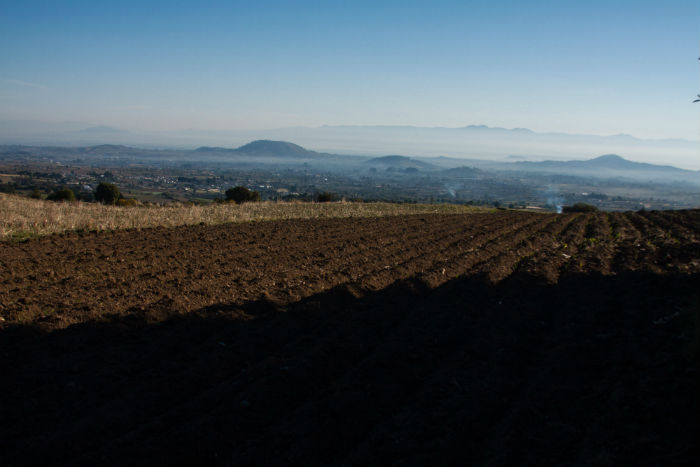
[509, 154, 699, 184]
[365, 155, 437, 169]
[196, 140, 321, 158]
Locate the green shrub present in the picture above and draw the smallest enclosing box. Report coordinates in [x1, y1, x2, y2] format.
[116, 198, 138, 207]
[94, 182, 121, 205]
[47, 187, 76, 202]
[225, 186, 261, 204]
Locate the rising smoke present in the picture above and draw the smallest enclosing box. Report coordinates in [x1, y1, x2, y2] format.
[542, 186, 564, 213]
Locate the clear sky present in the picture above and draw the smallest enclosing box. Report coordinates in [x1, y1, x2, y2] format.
[1, 0, 698, 140]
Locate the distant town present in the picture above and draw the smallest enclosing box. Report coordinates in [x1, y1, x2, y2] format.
[1, 141, 698, 211]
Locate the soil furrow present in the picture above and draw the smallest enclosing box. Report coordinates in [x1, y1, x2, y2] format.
[640, 210, 698, 242]
[345, 212, 542, 291]
[437, 213, 560, 284]
[503, 213, 587, 283]
[652, 209, 700, 234]
[564, 213, 615, 275]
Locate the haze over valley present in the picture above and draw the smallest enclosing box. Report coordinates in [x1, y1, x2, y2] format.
[2, 137, 697, 211]
[1, 121, 698, 170]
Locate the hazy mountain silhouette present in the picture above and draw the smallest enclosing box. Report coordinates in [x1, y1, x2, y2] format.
[235, 140, 320, 157]
[508, 154, 699, 184]
[1, 121, 697, 170]
[366, 155, 437, 169]
[82, 144, 133, 153]
[514, 154, 692, 173]
[196, 140, 321, 158]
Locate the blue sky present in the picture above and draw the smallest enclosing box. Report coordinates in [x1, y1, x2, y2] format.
[1, 0, 698, 140]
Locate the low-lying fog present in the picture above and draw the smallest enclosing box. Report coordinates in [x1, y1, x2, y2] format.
[2, 121, 698, 170]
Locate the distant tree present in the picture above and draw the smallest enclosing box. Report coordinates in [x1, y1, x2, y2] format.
[47, 187, 76, 202]
[0, 182, 15, 194]
[225, 186, 260, 204]
[78, 190, 95, 202]
[248, 190, 261, 202]
[29, 189, 42, 199]
[316, 191, 334, 202]
[94, 182, 121, 205]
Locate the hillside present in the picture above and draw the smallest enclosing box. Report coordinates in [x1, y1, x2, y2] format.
[366, 155, 436, 169]
[515, 154, 692, 173]
[508, 154, 700, 184]
[235, 140, 321, 158]
[195, 140, 321, 158]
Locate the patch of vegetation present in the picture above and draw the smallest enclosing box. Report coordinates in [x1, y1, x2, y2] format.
[47, 187, 76, 202]
[9, 230, 37, 243]
[0, 182, 16, 194]
[585, 237, 599, 246]
[225, 186, 261, 204]
[316, 191, 335, 202]
[0, 192, 488, 241]
[94, 182, 121, 205]
[116, 198, 139, 207]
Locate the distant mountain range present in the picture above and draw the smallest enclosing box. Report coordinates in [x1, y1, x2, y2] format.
[180, 139, 700, 184]
[515, 154, 681, 171]
[503, 154, 698, 183]
[1, 120, 698, 170]
[2, 140, 697, 186]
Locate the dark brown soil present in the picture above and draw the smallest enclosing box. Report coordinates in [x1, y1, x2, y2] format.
[1, 210, 698, 466]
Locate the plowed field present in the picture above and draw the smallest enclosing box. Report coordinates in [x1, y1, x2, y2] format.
[1, 210, 699, 466]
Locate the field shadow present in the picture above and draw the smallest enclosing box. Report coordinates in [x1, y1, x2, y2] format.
[1, 270, 698, 466]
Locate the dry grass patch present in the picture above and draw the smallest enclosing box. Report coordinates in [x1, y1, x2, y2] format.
[0, 193, 489, 241]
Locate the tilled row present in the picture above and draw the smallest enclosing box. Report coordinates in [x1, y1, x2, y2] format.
[1, 210, 699, 329]
[0, 212, 534, 326]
